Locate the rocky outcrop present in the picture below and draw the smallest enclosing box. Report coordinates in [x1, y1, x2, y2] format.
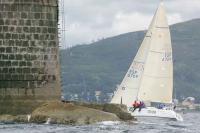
[0, 115, 15, 123]
[0, 101, 135, 125]
[102, 104, 134, 120]
[30, 101, 122, 125]
[0, 114, 28, 124]
[71, 101, 134, 120]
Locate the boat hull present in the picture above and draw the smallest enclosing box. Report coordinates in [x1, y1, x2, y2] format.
[128, 107, 183, 121]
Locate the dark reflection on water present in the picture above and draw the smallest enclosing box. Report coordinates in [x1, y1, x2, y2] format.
[0, 112, 199, 133]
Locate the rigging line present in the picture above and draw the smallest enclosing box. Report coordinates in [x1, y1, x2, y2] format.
[156, 26, 168, 29]
[145, 35, 151, 38]
[121, 87, 139, 90]
[150, 50, 164, 54]
[133, 60, 145, 64]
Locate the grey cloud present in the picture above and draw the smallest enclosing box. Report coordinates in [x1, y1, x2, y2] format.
[63, 0, 200, 47]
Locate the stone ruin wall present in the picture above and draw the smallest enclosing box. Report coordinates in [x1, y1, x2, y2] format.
[0, 0, 61, 114]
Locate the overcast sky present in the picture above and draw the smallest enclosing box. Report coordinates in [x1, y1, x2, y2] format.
[62, 0, 200, 48]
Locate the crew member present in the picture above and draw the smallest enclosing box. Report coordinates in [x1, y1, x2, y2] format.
[138, 101, 145, 111]
[132, 100, 139, 111]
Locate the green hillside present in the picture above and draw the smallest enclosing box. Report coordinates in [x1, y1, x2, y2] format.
[61, 19, 200, 103]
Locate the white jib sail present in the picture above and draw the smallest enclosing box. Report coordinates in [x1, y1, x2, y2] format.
[110, 8, 157, 106]
[137, 2, 173, 104]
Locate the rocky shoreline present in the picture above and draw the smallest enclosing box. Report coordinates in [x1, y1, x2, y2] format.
[0, 101, 135, 125]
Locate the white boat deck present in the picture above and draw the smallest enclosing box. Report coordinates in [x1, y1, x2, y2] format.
[128, 107, 183, 121]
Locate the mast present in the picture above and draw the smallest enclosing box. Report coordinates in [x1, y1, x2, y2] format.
[137, 1, 173, 103]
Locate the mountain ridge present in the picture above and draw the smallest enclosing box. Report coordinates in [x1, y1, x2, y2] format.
[61, 18, 200, 103]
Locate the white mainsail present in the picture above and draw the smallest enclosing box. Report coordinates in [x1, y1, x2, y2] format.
[111, 1, 173, 105]
[110, 6, 157, 106]
[137, 2, 173, 103]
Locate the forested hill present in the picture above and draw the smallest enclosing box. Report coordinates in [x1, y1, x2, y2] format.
[61, 19, 200, 102]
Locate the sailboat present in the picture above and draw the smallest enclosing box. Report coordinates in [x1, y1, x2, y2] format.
[111, 1, 183, 121]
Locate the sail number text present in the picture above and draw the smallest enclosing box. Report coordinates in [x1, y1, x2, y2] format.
[127, 69, 138, 78]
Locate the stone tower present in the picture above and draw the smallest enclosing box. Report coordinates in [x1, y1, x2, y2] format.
[0, 0, 60, 114]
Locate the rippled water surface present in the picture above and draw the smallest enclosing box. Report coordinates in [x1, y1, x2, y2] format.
[0, 112, 199, 133]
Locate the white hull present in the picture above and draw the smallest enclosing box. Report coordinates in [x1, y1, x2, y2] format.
[128, 107, 183, 121]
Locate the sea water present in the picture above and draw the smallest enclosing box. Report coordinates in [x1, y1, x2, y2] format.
[0, 112, 199, 133]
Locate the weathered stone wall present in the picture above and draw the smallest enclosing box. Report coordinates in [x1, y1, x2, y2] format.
[0, 0, 60, 114]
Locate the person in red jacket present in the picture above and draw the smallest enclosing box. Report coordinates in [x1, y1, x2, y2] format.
[132, 100, 140, 111]
[132, 100, 145, 112]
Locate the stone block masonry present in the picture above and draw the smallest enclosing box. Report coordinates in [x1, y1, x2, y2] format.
[0, 0, 61, 114]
